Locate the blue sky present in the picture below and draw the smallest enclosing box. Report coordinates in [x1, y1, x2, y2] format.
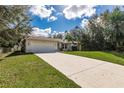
[29, 5, 123, 37]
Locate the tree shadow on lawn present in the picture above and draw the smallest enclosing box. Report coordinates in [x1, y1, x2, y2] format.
[7, 51, 57, 57]
[0, 58, 4, 61]
[6, 51, 33, 57]
[104, 51, 124, 59]
[107, 51, 124, 58]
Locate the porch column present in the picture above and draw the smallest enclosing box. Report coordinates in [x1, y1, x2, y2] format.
[63, 43, 66, 50]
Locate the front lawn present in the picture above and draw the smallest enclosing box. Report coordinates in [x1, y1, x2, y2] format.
[64, 51, 124, 66]
[0, 52, 80, 88]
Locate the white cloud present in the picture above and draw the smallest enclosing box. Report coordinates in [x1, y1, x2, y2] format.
[80, 19, 89, 28]
[48, 16, 57, 22]
[52, 31, 65, 35]
[31, 27, 52, 37]
[63, 5, 96, 20]
[29, 5, 55, 19]
[51, 31, 65, 39]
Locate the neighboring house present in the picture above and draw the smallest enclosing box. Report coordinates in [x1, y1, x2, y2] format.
[25, 36, 79, 53]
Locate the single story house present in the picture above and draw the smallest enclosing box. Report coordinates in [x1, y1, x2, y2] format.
[25, 36, 80, 53]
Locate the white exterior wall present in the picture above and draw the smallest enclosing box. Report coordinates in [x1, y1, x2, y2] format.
[26, 39, 58, 53]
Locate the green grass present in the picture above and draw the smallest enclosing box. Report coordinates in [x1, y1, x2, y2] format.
[64, 51, 124, 66]
[0, 52, 80, 88]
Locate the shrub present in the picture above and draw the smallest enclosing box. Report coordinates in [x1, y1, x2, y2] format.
[116, 46, 124, 52]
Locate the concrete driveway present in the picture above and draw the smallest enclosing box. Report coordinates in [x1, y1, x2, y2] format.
[35, 52, 124, 87]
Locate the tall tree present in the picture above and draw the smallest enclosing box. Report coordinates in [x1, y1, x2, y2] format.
[0, 6, 31, 51]
[66, 7, 124, 51]
[109, 7, 124, 48]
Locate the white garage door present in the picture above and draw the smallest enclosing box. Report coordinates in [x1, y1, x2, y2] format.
[26, 40, 58, 53]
